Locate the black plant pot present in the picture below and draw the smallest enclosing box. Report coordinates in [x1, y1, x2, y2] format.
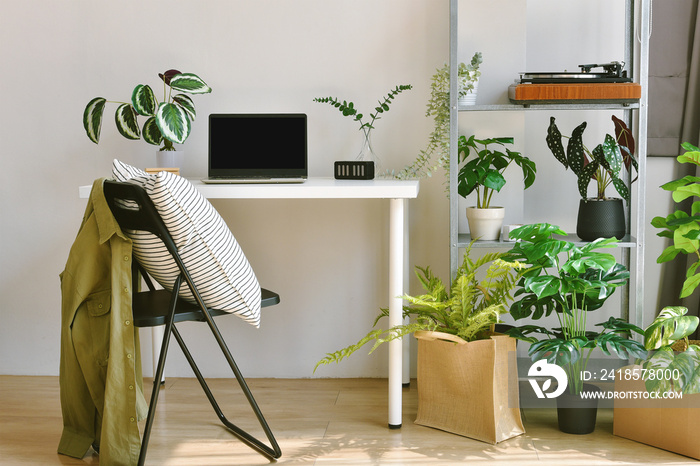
[576, 198, 626, 241]
[556, 384, 601, 434]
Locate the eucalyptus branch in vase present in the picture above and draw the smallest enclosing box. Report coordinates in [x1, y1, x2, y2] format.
[313, 84, 412, 171]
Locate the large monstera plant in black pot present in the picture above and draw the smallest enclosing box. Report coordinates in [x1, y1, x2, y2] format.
[546, 115, 637, 241]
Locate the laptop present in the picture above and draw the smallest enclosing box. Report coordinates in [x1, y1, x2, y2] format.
[202, 113, 308, 184]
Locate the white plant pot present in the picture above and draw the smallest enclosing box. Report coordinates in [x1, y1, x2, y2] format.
[466, 206, 505, 241]
[458, 78, 479, 106]
[156, 150, 184, 169]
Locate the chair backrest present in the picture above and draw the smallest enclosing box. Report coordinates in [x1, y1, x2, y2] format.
[103, 180, 179, 257]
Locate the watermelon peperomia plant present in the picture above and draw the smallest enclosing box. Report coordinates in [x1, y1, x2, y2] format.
[83, 69, 211, 151]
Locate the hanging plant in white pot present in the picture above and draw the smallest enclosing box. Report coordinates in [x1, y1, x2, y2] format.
[83, 69, 212, 170]
[458, 135, 537, 240]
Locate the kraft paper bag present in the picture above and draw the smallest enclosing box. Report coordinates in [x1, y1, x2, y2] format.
[415, 332, 524, 444]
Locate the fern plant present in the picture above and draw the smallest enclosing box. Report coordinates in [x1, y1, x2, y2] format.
[314, 243, 525, 372]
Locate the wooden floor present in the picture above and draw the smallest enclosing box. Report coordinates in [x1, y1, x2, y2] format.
[1, 375, 698, 465]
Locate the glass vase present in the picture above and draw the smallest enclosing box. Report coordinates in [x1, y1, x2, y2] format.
[356, 128, 382, 175]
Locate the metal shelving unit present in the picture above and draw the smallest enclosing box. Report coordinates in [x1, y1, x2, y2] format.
[448, 0, 650, 330]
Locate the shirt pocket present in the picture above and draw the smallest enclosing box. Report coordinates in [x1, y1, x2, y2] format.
[86, 289, 111, 366]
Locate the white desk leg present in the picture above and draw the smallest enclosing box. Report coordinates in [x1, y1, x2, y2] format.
[388, 198, 405, 428]
[402, 200, 411, 386]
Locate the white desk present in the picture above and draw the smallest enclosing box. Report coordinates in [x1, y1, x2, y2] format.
[81, 177, 419, 428]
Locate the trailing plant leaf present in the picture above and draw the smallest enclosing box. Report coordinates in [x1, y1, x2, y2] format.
[83, 97, 106, 144]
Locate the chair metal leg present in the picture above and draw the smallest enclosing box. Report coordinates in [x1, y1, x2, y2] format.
[171, 321, 282, 459]
[138, 275, 183, 466]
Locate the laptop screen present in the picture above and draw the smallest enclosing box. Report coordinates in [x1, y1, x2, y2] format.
[208, 113, 308, 178]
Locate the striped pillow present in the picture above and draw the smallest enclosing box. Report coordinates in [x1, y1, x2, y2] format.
[112, 159, 261, 327]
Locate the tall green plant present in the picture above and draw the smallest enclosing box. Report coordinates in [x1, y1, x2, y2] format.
[652, 143, 700, 298]
[83, 69, 212, 151]
[503, 223, 646, 394]
[314, 243, 525, 372]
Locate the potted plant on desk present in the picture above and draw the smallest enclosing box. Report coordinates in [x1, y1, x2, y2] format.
[458, 135, 536, 240]
[83, 69, 212, 170]
[546, 115, 637, 241]
[315, 243, 527, 443]
[503, 223, 646, 434]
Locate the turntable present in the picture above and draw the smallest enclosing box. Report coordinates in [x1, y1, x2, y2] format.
[508, 62, 641, 104]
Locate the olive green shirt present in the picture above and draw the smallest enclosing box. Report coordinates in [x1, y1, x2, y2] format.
[58, 178, 148, 465]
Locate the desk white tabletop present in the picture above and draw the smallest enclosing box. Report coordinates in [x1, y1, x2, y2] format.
[79, 177, 420, 200]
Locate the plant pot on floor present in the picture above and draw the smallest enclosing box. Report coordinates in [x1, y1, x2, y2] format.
[556, 383, 601, 434]
[467, 206, 505, 241]
[576, 198, 626, 241]
[414, 331, 524, 444]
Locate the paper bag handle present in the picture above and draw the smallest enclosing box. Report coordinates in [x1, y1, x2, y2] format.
[414, 330, 468, 345]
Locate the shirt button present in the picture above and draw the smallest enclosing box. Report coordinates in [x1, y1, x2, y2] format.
[125, 320, 131, 326]
[123, 255, 129, 261]
[128, 384, 134, 390]
[130, 417, 135, 422]
[126, 353, 132, 359]
[98, 304, 103, 309]
[123, 287, 129, 293]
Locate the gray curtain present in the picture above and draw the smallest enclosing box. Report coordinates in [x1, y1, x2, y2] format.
[655, 0, 700, 319]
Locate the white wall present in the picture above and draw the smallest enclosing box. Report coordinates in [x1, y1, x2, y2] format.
[0, 0, 677, 378]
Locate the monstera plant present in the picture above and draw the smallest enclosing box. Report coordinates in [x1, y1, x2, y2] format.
[83, 69, 212, 151]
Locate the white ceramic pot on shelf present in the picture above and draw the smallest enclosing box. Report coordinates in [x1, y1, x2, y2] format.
[466, 206, 505, 241]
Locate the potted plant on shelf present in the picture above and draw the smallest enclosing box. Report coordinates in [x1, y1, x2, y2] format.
[503, 223, 646, 434]
[83, 69, 212, 169]
[652, 142, 700, 298]
[315, 243, 527, 443]
[458, 135, 536, 241]
[546, 115, 637, 241]
[392, 52, 483, 180]
[313, 84, 412, 176]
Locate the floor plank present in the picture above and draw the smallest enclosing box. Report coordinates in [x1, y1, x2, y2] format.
[0, 376, 697, 465]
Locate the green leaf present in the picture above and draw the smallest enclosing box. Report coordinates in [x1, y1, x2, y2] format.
[115, 104, 140, 140]
[131, 84, 157, 116]
[546, 117, 567, 169]
[173, 94, 196, 120]
[83, 97, 106, 144]
[681, 272, 700, 298]
[142, 117, 163, 146]
[612, 176, 630, 201]
[601, 133, 622, 175]
[672, 183, 700, 203]
[578, 163, 597, 198]
[644, 306, 699, 350]
[567, 121, 587, 177]
[169, 73, 212, 94]
[656, 245, 682, 263]
[156, 102, 191, 144]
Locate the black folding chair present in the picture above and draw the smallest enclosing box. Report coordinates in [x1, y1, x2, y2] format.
[103, 180, 282, 465]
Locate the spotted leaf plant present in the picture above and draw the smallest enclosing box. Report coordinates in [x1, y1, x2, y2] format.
[546, 115, 637, 201]
[83, 69, 212, 151]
